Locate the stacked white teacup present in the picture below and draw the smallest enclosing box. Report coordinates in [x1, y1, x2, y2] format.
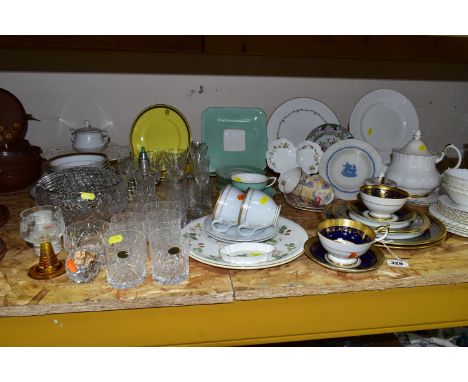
[441, 169, 468, 208]
[429, 168, 468, 237]
[212, 185, 281, 237]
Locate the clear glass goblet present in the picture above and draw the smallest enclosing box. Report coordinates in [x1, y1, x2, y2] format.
[19, 205, 66, 279]
[162, 149, 188, 182]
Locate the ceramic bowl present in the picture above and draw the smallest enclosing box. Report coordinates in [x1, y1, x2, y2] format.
[219, 243, 275, 265]
[278, 166, 302, 194]
[359, 185, 409, 219]
[317, 218, 389, 266]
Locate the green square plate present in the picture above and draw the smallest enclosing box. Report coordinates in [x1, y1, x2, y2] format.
[202, 107, 267, 172]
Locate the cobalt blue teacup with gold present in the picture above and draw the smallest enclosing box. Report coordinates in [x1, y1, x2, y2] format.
[317, 218, 389, 267]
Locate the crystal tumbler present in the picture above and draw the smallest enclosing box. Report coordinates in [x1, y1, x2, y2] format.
[63, 220, 110, 282]
[148, 226, 189, 285]
[103, 229, 147, 289]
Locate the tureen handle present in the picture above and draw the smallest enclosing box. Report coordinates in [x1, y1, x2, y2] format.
[69, 129, 76, 143]
[437, 144, 462, 168]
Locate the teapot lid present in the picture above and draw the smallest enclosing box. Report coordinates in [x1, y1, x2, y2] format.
[396, 129, 432, 156]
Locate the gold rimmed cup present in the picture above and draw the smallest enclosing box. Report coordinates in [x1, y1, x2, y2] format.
[359, 184, 409, 219]
[317, 218, 389, 267]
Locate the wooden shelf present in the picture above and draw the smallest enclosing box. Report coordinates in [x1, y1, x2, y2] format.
[1, 35, 468, 80]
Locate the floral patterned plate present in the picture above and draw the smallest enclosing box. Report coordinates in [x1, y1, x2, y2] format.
[306, 123, 353, 152]
[267, 97, 340, 146]
[182, 216, 308, 270]
[296, 140, 323, 175]
[266, 138, 297, 174]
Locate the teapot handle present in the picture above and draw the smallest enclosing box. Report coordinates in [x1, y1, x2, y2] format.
[69, 129, 76, 143]
[437, 144, 462, 168]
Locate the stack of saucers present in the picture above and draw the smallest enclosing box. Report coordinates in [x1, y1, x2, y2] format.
[48, 153, 110, 173]
[429, 169, 468, 237]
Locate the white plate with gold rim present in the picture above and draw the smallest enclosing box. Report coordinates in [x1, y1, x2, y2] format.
[349, 89, 419, 165]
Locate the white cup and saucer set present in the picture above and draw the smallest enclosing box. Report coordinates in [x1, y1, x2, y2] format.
[206, 184, 281, 242]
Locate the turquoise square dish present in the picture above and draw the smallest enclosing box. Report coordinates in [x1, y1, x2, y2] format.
[202, 107, 267, 172]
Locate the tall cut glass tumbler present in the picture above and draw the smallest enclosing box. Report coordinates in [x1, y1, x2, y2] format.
[148, 226, 189, 285]
[104, 229, 147, 289]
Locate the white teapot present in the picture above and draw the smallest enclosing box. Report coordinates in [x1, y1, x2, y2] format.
[70, 123, 110, 153]
[385, 130, 462, 196]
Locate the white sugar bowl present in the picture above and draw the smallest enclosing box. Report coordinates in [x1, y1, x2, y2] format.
[70, 124, 110, 153]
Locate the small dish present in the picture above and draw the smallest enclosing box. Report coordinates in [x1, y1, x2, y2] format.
[266, 138, 297, 174]
[278, 166, 302, 194]
[296, 140, 323, 175]
[304, 236, 385, 272]
[219, 243, 275, 265]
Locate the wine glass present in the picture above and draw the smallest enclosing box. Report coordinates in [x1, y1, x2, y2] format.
[20, 205, 66, 279]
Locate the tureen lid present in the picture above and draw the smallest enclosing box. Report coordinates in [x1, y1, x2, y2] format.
[396, 129, 432, 156]
[73, 121, 105, 134]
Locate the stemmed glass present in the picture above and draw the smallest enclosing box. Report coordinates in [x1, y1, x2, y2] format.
[189, 141, 208, 161]
[20, 205, 66, 279]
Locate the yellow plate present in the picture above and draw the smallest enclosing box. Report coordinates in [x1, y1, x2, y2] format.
[130, 104, 191, 156]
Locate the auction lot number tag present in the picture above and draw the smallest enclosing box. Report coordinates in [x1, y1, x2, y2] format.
[387, 259, 409, 268]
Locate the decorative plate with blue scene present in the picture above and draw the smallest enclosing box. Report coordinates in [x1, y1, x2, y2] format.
[318, 139, 385, 200]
